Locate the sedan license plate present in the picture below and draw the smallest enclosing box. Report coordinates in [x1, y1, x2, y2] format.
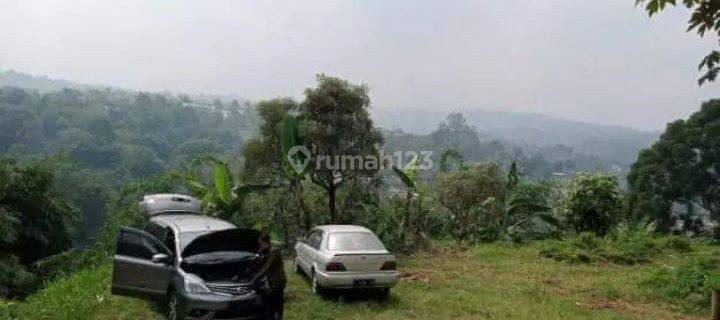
[353, 279, 375, 287]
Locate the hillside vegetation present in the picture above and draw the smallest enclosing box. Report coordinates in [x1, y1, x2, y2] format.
[1, 73, 719, 320]
[1, 242, 715, 320]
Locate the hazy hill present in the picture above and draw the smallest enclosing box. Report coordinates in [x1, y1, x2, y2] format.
[0, 70, 91, 92]
[0, 70, 657, 167]
[373, 109, 658, 166]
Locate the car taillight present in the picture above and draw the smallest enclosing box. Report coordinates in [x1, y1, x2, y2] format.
[326, 262, 346, 272]
[381, 261, 397, 270]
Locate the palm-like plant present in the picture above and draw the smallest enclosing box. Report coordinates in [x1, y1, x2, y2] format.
[391, 164, 431, 251]
[280, 115, 313, 233]
[500, 162, 560, 241]
[186, 156, 270, 221]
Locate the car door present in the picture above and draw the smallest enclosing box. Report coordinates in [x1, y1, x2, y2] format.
[295, 233, 308, 271]
[308, 231, 324, 270]
[296, 232, 311, 272]
[111, 227, 173, 298]
[299, 231, 319, 272]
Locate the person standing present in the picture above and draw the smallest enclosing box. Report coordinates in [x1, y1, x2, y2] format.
[251, 233, 287, 320]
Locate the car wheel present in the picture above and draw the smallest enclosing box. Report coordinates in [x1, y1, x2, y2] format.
[378, 287, 390, 301]
[166, 290, 184, 320]
[311, 270, 324, 295]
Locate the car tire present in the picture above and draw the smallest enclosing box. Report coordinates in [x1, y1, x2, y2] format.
[378, 287, 390, 301]
[166, 290, 184, 320]
[311, 270, 325, 296]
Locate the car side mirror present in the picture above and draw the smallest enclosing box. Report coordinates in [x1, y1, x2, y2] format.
[151, 253, 170, 264]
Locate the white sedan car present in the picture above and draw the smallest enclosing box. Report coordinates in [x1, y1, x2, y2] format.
[294, 225, 401, 297]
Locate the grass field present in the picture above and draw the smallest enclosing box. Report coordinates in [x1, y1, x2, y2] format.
[0, 242, 712, 320]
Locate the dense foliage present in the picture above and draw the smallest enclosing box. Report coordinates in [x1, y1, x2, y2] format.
[0, 86, 253, 241]
[2, 73, 714, 309]
[0, 158, 79, 298]
[382, 113, 615, 180]
[437, 163, 507, 242]
[628, 100, 720, 233]
[302, 75, 383, 222]
[560, 173, 623, 236]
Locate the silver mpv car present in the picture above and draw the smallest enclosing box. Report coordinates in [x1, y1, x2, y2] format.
[111, 194, 269, 320]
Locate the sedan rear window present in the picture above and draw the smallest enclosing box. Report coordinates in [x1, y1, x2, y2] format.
[327, 232, 385, 251]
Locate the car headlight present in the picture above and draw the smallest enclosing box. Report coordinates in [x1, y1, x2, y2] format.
[184, 273, 211, 294]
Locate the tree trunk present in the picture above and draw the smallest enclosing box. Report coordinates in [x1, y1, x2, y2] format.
[289, 180, 312, 232]
[713, 290, 720, 320]
[278, 198, 290, 249]
[288, 180, 312, 250]
[328, 184, 337, 223]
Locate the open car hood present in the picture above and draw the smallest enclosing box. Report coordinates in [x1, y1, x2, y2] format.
[182, 228, 261, 258]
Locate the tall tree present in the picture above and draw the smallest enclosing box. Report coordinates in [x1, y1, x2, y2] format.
[301, 75, 383, 223]
[628, 99, 720, 232]
[242, 98, 296, 181]
[636, 0, 720, 85]
[431, 113, 483, 160]
[242, 98, 311, 244]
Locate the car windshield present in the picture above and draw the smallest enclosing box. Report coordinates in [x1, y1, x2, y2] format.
[327, 232, 385, 251]
[179, 231, 211, 251]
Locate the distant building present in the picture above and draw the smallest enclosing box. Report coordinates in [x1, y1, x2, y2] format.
[182, 100, 231, 118]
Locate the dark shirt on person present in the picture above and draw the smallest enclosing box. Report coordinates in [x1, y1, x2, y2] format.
[252, 248, 287, 290]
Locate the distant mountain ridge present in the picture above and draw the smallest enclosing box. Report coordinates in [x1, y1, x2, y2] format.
[0, 70, 92, 92]
[1, 70, 657, 166]
[372, 109, 659, 166]
[0, 70, 247, 104]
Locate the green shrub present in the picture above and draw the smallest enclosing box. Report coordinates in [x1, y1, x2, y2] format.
[0, 265, 111, 320]
[539, 229, 674, 265]
[661, 236, 692, 252]
[0, 255, 36, 299]
[560, 173, 622, 236]
[641, 256, 720, 314]
[539, 233, 602, 264]
[704, 270, 720, 291]
[605, 225, 658, 264]
[33, 249, 102, 284]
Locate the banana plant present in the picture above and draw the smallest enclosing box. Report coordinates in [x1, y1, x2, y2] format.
[501, 162, 560, 241]
[279, 115, 313, 234]
[391, 163, 431, 251]
[280, 115, 306, 180]
[185, 156, 271, 221]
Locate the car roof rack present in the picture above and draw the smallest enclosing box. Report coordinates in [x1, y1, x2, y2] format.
[140, 194, 202, 216]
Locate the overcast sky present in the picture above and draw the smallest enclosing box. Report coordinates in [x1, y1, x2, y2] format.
[0, 0, 717, 131]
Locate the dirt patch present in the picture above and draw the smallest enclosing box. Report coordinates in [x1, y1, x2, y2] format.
[401, 270, 432, 284]
[582, 299, 703, 320]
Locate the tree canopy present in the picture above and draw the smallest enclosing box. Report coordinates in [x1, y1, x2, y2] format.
[636, 0, 720, 85]
[0, 157, 79, 298]
[628, 99, 720, 232]
[301, 75, 383, 222]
